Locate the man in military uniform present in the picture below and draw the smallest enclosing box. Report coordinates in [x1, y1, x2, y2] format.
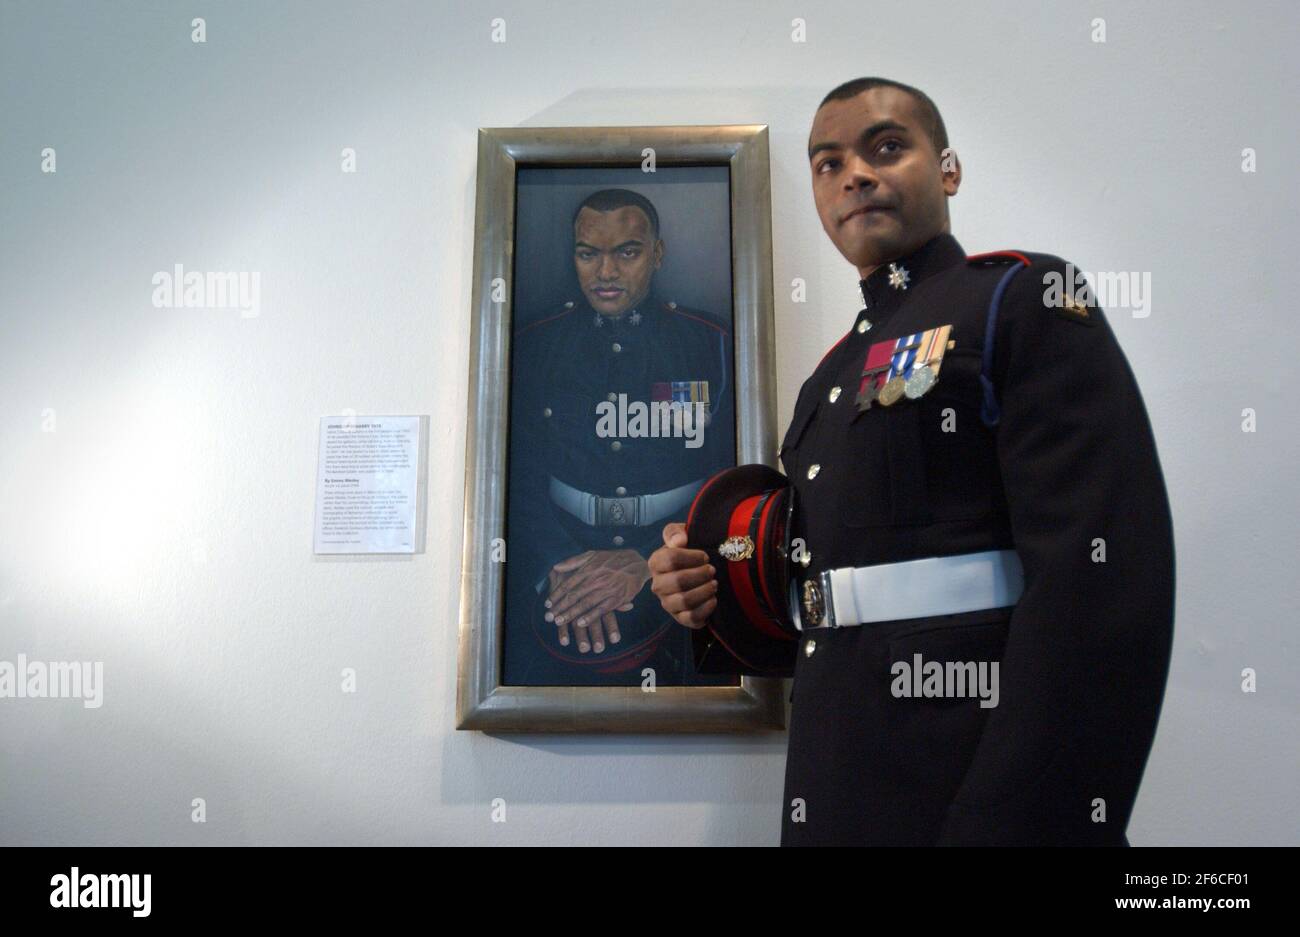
[649, 78, 1175, 844]
[504, 188, 736, 686]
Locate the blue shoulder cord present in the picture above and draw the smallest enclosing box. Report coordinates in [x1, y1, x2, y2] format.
[979, 261, 1027, 428]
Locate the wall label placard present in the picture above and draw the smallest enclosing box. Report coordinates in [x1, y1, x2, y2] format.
[313, 415, 424, 554]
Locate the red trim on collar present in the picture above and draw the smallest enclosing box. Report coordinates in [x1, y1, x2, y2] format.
[966, 250, 1032, 267]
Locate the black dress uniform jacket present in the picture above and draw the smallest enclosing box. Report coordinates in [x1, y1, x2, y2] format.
[503, 287, 737, 685]
[762, 232, 1174, 845]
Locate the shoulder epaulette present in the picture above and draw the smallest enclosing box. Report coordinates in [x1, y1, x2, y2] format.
[517, 300, 578, 335]
[966, 252, 1033, 428]
[661, 299, 729, 336]
[967, 250, 1032, 267]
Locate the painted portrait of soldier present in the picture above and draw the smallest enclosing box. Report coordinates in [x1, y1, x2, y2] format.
[502, 170, 737, 687]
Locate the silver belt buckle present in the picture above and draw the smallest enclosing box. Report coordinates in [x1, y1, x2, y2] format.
[595, 495, 639, 526]
[798, 570, 837, 629]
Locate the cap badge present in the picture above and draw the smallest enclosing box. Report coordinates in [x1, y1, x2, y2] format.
[718, 535, 755, 562]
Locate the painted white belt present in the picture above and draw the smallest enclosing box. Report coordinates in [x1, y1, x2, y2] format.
[791, 549, 1024, 631]
[548, 475, 705, 528]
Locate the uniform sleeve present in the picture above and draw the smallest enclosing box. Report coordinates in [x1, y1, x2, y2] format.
[703, 326, 736, 468]
[506, 332, 588, 596]
[935, 258, 1176, 845]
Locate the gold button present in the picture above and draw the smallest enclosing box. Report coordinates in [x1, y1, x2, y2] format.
[611, 342, 622, 353]
[542, 407, 552, 417]
[807, 463, 821, 480]
[615, 486, 627, 495]
[805, 639, 817, 657]
[856, 319, 871, 333]
[610, 441, 622, 451]
[828, 386, 841, 403]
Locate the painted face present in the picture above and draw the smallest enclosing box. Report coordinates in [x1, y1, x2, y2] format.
[573, 205, 663, 316]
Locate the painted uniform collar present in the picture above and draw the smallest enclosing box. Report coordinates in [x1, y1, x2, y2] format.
[858, 231, 967, 310]
[590, 286, 660, 328]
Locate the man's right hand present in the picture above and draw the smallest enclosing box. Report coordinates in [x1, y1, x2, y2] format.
[648, 522, 718, 629]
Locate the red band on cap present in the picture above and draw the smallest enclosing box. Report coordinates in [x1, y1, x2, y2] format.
[725, 494, 787, 640]
[754, 490, 782, 623]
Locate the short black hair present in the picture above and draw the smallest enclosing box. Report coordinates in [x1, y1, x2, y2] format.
[572, 188, 660, 240]
[817, 77, 949, 158]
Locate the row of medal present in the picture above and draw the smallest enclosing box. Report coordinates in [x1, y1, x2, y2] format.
[854, 324, 955, 411]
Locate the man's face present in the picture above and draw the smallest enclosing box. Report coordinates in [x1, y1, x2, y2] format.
[807, 87, 961, 276]
[573, 206, 663, 316]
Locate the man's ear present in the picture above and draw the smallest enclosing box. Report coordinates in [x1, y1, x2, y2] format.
[940, 147, 962, 196]
[654, 238, 665, 269]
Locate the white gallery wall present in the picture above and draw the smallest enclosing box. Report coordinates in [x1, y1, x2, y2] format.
[1, 0, 1295, 845]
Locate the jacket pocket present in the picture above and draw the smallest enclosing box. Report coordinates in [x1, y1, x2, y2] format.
[886, 607, 1012, 667]
[840, 349, 1000, 528]
[778, 396, 819, 476]
[882, 608, 1013, 799]
[914, 349, 1002, 523]
[837, 395, 914, 528]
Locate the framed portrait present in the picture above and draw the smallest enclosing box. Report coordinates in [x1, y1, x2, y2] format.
[456, 125, 783, 732]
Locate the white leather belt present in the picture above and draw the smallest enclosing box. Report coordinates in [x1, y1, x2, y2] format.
[790, 549, 1024, 631]
[548, 475, 705, 528]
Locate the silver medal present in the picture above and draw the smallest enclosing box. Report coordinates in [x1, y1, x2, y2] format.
[904, 364, 936, 399]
